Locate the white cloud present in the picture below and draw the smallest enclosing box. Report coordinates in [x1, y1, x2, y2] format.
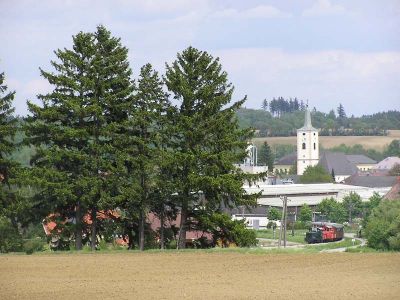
[215, 48, 400, 114]
[23, 79, 52, 95]
[302, 0, 346, 17]
[212, 5, 291, 19]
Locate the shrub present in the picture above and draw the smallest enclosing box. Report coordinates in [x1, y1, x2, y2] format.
[23, 239, 46, 254]
[300, 165, 333, 184]
[0, 216, 23, 253]
[267, 207, 281, 221]
[198, 212, 257, 248]
[299, 204, 312, 222]
[317, 197, 346, 223]
[294, 221, 309, 230]
[365, 200, 400, 251]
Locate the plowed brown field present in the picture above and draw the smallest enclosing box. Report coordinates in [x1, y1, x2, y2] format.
[1, 252, 399, 299]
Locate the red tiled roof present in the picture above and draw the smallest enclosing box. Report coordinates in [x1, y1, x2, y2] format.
[384, 177, 400, 200]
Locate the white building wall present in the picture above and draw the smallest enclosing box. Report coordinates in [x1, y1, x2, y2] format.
[232, 215, 281, 229]
[297, 129, 319, 175]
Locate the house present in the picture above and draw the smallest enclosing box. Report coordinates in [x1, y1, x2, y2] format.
[374, 157, 400, 171]
[384, 177, 400, 200]
[344, 174, 398, 188]
[274, 153, 297, 174]
[319, 152, 358, 182]
[229, 206, 269, 229]
[346, 155, 377, 172]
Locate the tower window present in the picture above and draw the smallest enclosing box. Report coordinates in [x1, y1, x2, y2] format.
[314, 143, 316, 150]
[302, 143, 306, 150]
[303, 133, 306, 136]
[313, 133, 316, 136]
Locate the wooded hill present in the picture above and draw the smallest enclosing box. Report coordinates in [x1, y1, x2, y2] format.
[237, 104, 400, 137]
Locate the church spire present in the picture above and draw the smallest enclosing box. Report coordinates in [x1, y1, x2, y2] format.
[299, 106, 316, 131]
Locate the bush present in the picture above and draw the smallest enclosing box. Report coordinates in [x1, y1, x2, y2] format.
[365, 200, 400, 251]
[300, 165, 333, 184]
[0, 216, 23, 253]
[299, 204, 312, 223]
[232, 224, 257, 247]
[23, 239, 46, 254]
[317, 197, 346, 223]
[294, 221, 309, 230]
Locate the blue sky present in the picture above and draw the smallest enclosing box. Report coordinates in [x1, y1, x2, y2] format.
[0, 0, 399, 116]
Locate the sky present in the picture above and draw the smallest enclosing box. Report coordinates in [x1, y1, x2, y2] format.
[0, 0, 399, 116]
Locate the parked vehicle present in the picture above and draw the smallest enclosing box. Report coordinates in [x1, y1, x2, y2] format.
[305, 222, 344, 244]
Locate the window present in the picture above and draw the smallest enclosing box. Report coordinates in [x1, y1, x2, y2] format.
[314, 143, 316, 150]
[302, 143, 306, 149]
[313, 133, 316, 136]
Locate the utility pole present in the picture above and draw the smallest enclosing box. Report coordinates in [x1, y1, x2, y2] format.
[278, 196, 290, 248]
[278, 198, 284, 248]
[283, 196, 287, 247]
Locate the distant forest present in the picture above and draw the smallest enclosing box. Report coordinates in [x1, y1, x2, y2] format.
[238, 97, 400, 137]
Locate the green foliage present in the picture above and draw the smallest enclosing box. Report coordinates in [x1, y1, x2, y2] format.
[0, 71, 17, 172]
[165, 46, 261, 248]
[0, 216, 23, 253]
[299, 204, 312, 223]
[24, 25, 134, 250]
[0, 71, 21, 223]
[300, 165, 333, 184]
[317, 197, 346, 223]
[199, 213, 257, 247]
[324, 143, 384, 162]
[288, 163, 297, 175]
[337, 103, 346, 119]
[362, 192, 383, 228]
[112, 63, 169, 250]
[259, 141, 274, 171]
[22, 222, 47, 240]
[365, 200, 400, 251]
[23, 239, 46, 254]
[237, 107, 400, 137]
[271, 144, 296, 161]
[384, 140, 400, 157]
[267, 207, 281, 221]
[342, 192, 363, 223]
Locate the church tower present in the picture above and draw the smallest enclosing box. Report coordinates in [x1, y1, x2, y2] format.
[297, 107, 319, 175]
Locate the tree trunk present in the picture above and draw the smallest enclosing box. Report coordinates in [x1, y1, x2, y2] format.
[90, 208, 97, 251]
[139, 210, 145, 251]
[177, 202, 188, 249]
[160, 210, 165, 250]
[75, 202, 83, 250]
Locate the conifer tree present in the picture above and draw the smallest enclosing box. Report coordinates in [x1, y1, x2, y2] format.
[25, 26, 133, 250]
[337, 103, 346, 118]
[260, 141, 274, 171]
[0, 72, 18, 223]
[165, 47, 260, 249]
[113, 63, 169, 250]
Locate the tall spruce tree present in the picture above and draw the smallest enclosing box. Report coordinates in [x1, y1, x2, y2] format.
[0, 72, 18, 224]
[113, 63, 169, 250]
[25, 26, 133, 250]
[165, 47, 260, 249]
